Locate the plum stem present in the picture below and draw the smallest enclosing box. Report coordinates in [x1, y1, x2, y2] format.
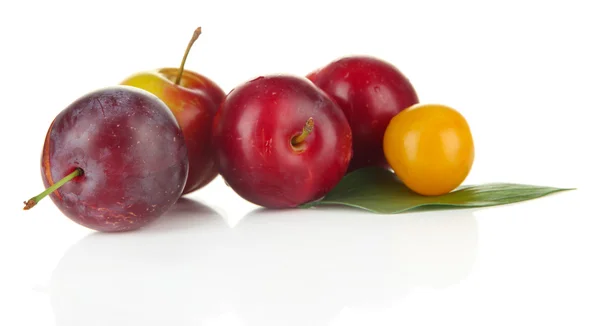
[291, 117, 315, 146]
[175, 27, 202, 86]
[23, 168, 83, 210]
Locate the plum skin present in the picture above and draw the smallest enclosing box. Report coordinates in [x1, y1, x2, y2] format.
[41, 86, 189, 232]
[308, 56, 419, 172]
[212, 75, 353, 209]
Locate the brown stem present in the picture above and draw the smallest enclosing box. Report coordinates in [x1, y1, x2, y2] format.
[175, 27, 202, 85]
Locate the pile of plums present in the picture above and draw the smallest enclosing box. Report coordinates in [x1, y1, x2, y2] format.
[24, 27, 419, 232]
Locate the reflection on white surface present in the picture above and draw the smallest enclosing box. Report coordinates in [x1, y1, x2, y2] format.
[50, 199, 478, 326]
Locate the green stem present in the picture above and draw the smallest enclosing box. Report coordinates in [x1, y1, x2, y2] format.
[23, 168, 83, 210]
[175, 27, 202, 85]
[291, 117, 315, 146]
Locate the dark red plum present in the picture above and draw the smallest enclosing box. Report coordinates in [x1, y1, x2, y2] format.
[212, 75, 352, 209]
[308, 56, 419, 172]
[24, 86, 189, 232]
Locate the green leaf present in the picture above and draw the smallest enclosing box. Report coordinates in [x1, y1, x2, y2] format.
[301, 167, 574, 214]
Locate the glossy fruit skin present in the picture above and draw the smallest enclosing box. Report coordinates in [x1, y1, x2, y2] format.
[121, 68, 225, 195]
[213, 75, 353, 208]
[308, 56, 419, 172]
[42, 86, 189, 232]
[383, 103, 474, 196]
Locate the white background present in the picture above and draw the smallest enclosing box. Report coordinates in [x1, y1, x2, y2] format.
[1, 0, 599, 325]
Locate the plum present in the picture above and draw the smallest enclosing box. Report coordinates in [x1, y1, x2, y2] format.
[24, 86, 189, 232]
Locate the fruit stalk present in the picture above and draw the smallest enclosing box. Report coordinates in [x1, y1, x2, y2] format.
[291, 117, 315, 146]
[175, 27, 202, 85]
[23, 168, 83, 210]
